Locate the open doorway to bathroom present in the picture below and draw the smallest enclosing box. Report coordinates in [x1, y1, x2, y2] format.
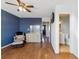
[59, 14, 70, 53]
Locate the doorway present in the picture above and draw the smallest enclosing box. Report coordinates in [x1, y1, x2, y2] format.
[59, 14, 70, 53]
[41, 22, 51, 43]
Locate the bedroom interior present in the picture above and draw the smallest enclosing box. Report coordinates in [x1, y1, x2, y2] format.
[1, 0, 78, 59]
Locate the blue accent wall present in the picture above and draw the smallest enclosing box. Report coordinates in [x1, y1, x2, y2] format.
[20, 18, 42, 33]
[1, 10, 42, 47]
[1, 10, 20, 47]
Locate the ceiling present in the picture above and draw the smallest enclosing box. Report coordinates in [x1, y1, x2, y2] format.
[2, 0, 75, 18]
[1, 0, 57, 18]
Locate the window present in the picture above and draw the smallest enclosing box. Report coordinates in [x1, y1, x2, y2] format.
[30, 25, 40, 32]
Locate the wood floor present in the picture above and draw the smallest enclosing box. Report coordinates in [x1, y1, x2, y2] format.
[59, 44, 69, 53]
[1, 42, 77, 59]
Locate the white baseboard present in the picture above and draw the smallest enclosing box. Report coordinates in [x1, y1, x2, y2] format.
[71, 52, 78, 58]
[1, 43, 12, 49]
[73, 53, 78, 58]
[54, 50, 59, 54]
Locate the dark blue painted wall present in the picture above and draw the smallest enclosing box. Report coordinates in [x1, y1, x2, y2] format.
[20, 18, 42, 33]
[1, 10, 42, 47]
[1, 10, 20, 47]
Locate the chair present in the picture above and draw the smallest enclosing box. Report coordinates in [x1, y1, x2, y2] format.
[11, 32, 26, 47]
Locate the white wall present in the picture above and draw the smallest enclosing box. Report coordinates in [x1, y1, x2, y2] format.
[70, 13, 78, 57]
[51, 12, 59, 53]
[54, 3, 78, 57]
[51, 0, 78, 57]
[42, 17, 51, 22]
[51, 23, 56, 53]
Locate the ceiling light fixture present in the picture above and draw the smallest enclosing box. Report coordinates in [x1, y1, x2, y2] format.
[18, 7, 26, 12]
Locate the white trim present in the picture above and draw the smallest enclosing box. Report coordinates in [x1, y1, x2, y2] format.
[1, 43, 12, 49]
[70, 51, 78, 58]
[73, 53, 78, 58]
[54, 49, 59, 54]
